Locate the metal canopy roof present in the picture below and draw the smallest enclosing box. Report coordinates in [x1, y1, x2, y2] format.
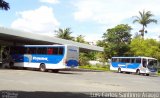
[0, 27, 103, 52]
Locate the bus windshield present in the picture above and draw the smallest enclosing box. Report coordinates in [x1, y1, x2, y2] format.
[147, 59, 158, 69]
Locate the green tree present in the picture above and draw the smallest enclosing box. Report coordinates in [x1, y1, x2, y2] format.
[55, 28, 74, 40]
[133, 10, 157, 38]
[0, 0, 10, 10]
[130, 37, 160, 60]
[103, 24, 132, 58]
[96, 40, 106, 47]
[79, 52, 90, 66]
[75, 35, 86, 43]
[103, 24, 132, 44]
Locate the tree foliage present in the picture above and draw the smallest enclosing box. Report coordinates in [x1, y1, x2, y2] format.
[0, 0, 10, 10]
[75, 35, 86, 43]
[103, 24, 132, 44]
[133, 10, 157, 38]
[102, 24, 132, 58]
[55, 28, 74, 40]
[130, 37, 160, 60]
[79, 52, 90, 66]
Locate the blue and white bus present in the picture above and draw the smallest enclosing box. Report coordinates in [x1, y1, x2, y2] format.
[7, 45, 79, 72]
[110, 57, 158, 76]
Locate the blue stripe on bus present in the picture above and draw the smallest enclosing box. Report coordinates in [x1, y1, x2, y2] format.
[11, 54, 64, 64]
[127, 63, 140, 69]
[112, 62, 140, 69]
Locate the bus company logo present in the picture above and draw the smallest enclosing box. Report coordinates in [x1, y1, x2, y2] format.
[33, 57, 48, 61]
[69, 49, 77, 52]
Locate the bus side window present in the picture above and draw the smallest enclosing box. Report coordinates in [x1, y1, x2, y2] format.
[135, 58, 141, 63]
[111, 58, 115, 62]
[117, 58, 120, 62]
[121, 58, 125, 63]
[58, 47, 64, 55]
[37, 48, 47, 54]
[53, 47, 58, 55]
[112, 58, 119, 62]
[119, 58, 122, 62]
[47, 48, 53, 54]
[131, 58, 135, 63]
[28, 48, 37, 54]
[26, 48, 30, 54]
[126, 58, 130, 63]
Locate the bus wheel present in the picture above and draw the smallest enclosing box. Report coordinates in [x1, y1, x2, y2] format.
[40, 64, 46, 72]
[118, 68, 121, 73]
[136, 69, 140, 75]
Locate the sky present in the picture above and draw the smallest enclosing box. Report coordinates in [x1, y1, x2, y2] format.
[0, 0, 160, 42]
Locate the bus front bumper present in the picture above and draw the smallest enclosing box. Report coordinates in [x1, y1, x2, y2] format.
[148, 72, 158, 76]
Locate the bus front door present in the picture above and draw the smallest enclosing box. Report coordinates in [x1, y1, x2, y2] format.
[141, 59, 148, 73]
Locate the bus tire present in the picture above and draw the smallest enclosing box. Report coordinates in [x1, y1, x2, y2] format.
[39, 64, 46, 72]
[136, 69, 140, 75]
[118, 68, 121, 73]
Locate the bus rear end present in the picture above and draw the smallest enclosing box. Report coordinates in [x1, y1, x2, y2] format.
[65, 45, 79, 68]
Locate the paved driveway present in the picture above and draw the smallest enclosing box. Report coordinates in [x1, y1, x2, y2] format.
[0, 69, 159, 92]
[0, 69, 160, 97]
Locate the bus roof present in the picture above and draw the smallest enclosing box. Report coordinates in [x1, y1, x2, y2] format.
[22, 44, 68, 47]
[112, 57, 157, 60]
[15, 44, 74, 47]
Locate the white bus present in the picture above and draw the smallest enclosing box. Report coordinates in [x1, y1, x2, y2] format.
[110, 57, 158, 76]
[7, 45, 79, 72]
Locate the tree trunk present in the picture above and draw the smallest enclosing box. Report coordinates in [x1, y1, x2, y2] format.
[140, 26, 145, 39]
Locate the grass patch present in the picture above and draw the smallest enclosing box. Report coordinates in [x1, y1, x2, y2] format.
[79, 64, 110, 71]
[158, 68, 160, 76]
